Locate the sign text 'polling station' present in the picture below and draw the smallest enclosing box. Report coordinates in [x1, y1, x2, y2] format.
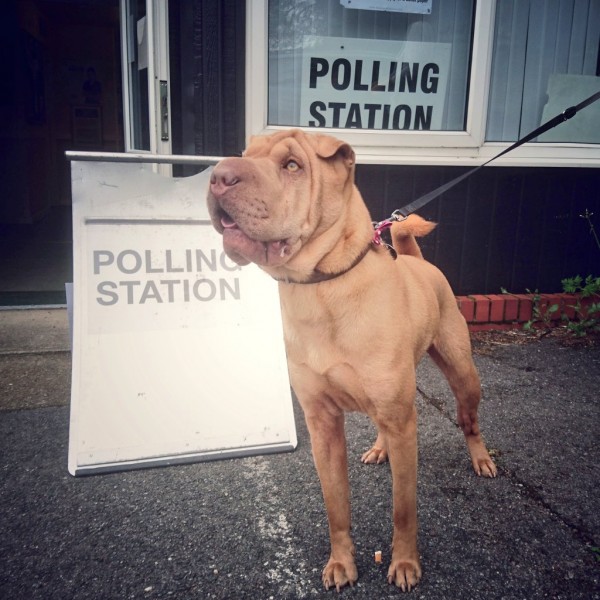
[300, 37, 450, 130]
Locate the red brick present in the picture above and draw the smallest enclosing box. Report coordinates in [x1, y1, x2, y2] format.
[503, 296, 520, 321]
[471, 295, 491, 322]
[488, 295, 505, 322]
[468, 323, 518, 332]
[560, 294, 578, 319]
[578, 295, 599, 318]
[456, 296, 475, 322]
[538, 294, 562, 321]
[519, 298, 534, 322]
[512, 294, 533, 322]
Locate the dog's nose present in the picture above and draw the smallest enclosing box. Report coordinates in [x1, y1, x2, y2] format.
[210, 160, 241, 196]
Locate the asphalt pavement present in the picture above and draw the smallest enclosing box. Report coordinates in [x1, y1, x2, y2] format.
[0, 308, 598, 599]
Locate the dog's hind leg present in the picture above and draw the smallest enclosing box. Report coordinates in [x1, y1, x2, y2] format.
[427, 315, 497, 478]
[361, 431, 388, 464]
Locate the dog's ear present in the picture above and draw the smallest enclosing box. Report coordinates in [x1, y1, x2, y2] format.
[315, 136, 355, 166]
[243, 134, 270, 157]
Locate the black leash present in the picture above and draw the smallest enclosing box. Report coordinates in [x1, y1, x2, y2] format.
[393, 89, 600, 219]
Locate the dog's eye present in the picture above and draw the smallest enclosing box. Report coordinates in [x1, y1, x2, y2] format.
[284, 159, 300, 173]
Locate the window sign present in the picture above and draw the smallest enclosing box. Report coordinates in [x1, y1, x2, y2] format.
[340, 0, 432, 15]
[300, 36, 450, 130]
[538, 74, 600, 144]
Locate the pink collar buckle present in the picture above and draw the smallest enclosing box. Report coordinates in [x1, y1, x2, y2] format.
[372, 211, 407, 257]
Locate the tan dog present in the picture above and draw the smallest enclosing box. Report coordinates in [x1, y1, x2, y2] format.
[207, 129, 497, 592]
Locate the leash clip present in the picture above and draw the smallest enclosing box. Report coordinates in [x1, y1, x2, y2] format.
[389, 209, 408, 222]
[372, 210, 408, 244]
[372, 210, 406, 259]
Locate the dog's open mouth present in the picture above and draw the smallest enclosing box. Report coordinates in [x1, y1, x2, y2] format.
[217, 208, 291, 265]
[219, 209, 238, 230]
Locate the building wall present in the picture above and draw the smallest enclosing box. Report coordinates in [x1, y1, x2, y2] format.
[356, 164, 600, 295]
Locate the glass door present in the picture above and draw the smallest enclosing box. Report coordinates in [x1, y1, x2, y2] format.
[120, 0, 171, 161]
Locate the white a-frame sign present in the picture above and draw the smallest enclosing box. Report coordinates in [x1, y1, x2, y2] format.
[68, 157, 297, 475]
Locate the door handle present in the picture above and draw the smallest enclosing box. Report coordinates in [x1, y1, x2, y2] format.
[159, 80, 169, 141]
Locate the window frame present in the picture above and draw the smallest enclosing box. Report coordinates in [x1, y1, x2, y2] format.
[246, 0, 600, 167]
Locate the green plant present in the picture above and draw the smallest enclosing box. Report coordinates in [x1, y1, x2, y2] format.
[499, 286, 557, 331]
[561, 274, 600, 296]
[560, 275, 600, 337]
[501, 275, 599, 337]
[580, 209, 600, 252]
[522, 289, 558, 331]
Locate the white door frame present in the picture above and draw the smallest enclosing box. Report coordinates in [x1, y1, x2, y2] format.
[120, 0, 172, 169]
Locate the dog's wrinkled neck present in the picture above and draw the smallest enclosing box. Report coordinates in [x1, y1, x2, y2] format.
[271, 242, 373, 285]
[271, 197, 377, 285]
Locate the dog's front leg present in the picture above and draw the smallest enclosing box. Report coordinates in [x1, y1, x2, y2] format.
[305, 409, 357, 591]
[380, 402, 422, 592]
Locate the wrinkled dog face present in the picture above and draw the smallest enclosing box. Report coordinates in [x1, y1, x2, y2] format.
[207, 130, 354, 268]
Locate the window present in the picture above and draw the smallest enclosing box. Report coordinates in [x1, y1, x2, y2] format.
[487, 0, 600, 144]
[247, 0, 600, 166]
[268, 0, 474, 132]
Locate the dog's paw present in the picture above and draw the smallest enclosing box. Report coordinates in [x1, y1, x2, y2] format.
[361, 445, 388, 464]
[466, 437, 498, 478]
[322, 557, 358, 592]
[472, 456, 498, 478]
[387, 558, 421, 592]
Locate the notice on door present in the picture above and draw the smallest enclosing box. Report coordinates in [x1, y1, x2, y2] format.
[339, 0, 432, 14]
[300, 36, 450, 131]
[68, 160, 297, 475]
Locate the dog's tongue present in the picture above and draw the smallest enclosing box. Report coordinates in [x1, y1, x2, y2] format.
[221, 214, 237, 229]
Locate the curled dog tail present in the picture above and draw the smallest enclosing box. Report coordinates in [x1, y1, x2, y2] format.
[390, 214, 436, 259]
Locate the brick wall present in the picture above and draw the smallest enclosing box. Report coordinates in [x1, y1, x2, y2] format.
[457, 293, 596, 332]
